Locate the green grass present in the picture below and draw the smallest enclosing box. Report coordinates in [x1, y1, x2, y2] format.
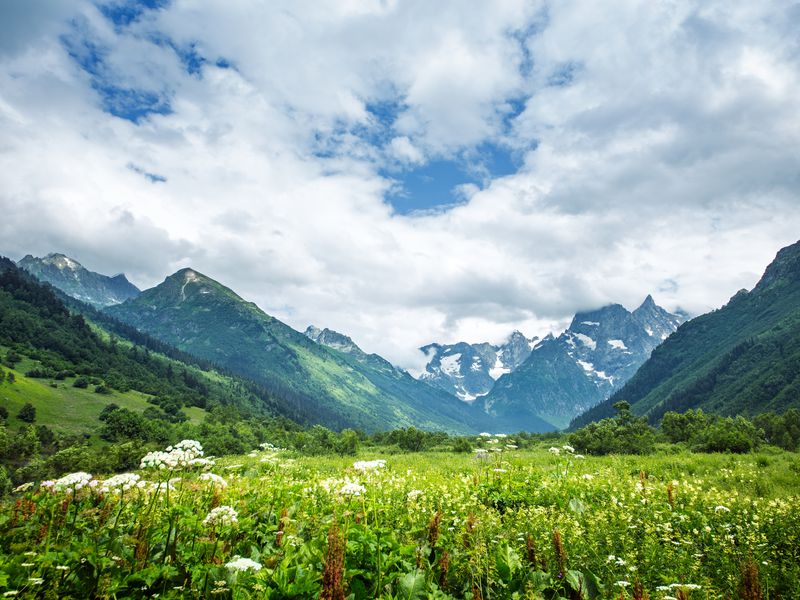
[0, 366, 206, 441]
[2, 443, 798, 598]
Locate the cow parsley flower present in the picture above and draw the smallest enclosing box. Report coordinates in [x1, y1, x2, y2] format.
[338, 480, 366, 497]
[353, 459, 386, 472]
[200, 473, 228, 487]
[548, 447, 561, 455]
[203, 505, 238, 527]
[52, 472, 94, 492]
[100, 473, 140, 494]
[225, 556, 262, 572]
[140, 440, 205, 470]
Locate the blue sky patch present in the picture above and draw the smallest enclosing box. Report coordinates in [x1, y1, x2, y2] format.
[127, 163, 167, 183]
[97, 0, 170, 28]
[384, 143, 520, 214]
[62, 18, 172, 123]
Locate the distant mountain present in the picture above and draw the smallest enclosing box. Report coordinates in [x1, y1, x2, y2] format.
[480, 297, 683, 430]
[17, 253, 140, 308]
[572, 240, 800, 428]
[106, 268, 486, 433]
[419, 331, 539, 401]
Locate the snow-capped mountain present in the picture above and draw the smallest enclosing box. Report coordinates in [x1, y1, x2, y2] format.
[17, 253, 140, 308]
[419, 331, 539, 401]
[480, 296, 684, 430]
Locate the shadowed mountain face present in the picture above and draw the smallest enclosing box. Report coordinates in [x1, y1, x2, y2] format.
[17, 253, 140, 308]
[106, 268, 490, 433]
[572, 239, 800, 429]
[477, 297, 683, 430]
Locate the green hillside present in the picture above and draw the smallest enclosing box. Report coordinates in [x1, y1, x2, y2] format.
[107, 268, 486, 433]
[572, 239, 800, 427]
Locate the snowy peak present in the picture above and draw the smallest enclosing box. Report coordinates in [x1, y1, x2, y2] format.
[418, 330, 538, 402]
[478, 295, 684, 430]
[17, 253, 140, 308]
[41, 252, 82, 271]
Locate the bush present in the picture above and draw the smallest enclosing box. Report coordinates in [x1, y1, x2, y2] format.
[73, 377, 89, 389]
[17, 402, 36, 423]
[569, 401, 656, 455]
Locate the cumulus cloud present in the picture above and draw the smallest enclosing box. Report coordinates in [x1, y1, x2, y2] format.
[1, 0, 799, 369]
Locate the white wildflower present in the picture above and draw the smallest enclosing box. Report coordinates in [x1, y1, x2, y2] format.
[100, 473, 140, 494]
[562, 445, 575, 453]
[140, 440, 204, 470]
[338, 481, 366, 497]
[479, 432, 492, 437]
[548, 447, 560, 455]
[12, 482, 33, 493]
[225, 556, 262, 572]
[52, 472, 94, 492]
[407, 489, 423, 500]
[200, 473, 228, 487]
[714, 505, 730, 513]
[353, 459, 386, 472]
[203, 506, 238, 527]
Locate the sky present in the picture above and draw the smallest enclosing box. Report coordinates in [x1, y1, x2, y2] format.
[1, 0, 799, 372]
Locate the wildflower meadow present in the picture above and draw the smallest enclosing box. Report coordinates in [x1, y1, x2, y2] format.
[0, 437, 798, 599]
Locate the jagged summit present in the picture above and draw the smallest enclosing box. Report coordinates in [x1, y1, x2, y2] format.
[17, 253, 140, 308]
[419, 330, 539, 402]
[475, 295, 684, 430]
[304, 325, 364, 356]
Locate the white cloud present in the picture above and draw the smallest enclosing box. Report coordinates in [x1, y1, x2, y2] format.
[1, 0, 799, 370]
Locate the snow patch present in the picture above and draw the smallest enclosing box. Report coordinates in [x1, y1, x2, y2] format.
[607, 339, 627, 350]
[576, 359, 594, 373]
[489, 351, 510, 380]
[440, 353, 461, 377]
[574, 333, 597, 350]
[581, 321, 600, 326]
[644, 326, 654, 336]
[470, 357, 482, 371]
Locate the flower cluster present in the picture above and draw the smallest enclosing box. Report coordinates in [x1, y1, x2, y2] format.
[353, 459, 386, 472]
[50, 472, 94, 493]
[199, 473, 228, 487]
[140, 440, 206, 470]
[203, 505, 238, 527]
[99, 473, 141, 494]
[225, 556, 262, 572]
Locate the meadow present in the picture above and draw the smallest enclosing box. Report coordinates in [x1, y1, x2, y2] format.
[0, 439, 798, 599]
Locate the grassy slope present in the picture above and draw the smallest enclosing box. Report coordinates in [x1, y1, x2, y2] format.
[0, 362, 205, 438]
[107, 270, 484, 433]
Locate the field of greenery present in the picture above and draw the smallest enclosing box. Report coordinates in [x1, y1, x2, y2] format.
[1, 438, 798, 599]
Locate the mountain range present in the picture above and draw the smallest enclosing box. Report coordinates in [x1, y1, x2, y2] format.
[419, 330, 539, 401]
[419, 297, 683, 430]
[14, 240, 800, 434]
[572, 239, 800, 428]
[18, 253, 140, 308]
[102, 268, 486, 433]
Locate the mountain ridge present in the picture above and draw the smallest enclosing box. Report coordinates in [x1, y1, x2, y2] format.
[17, 253, 140, 308]
[106, 267, 488, 433]
[571, 239, 800, 428]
